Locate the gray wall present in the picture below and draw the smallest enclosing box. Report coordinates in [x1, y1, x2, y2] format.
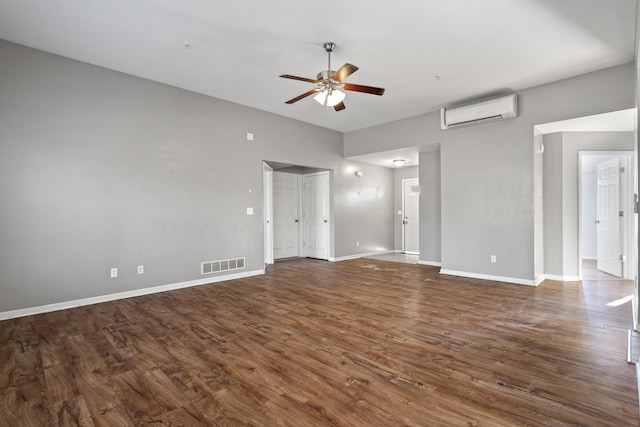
[0, 40, 393, 313]
[542, 133, 564, 276]
[419, 149, 441, 265]
[393, 166, 418, 251]
[543, 131, 634, 278]
[345, 63, 635, 282]
[533, 130, 544, 280]
[333, 161, 394, 256]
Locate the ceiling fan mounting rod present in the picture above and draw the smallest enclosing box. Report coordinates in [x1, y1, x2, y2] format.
[324, 42, 335, 80]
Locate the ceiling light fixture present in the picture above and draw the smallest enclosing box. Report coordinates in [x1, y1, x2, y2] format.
[314, 88, 346, 107]
[393, 159, 406, 166]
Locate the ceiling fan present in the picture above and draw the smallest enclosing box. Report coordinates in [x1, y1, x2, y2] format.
[279, 42, 385, 112]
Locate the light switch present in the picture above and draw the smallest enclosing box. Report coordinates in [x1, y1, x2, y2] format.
[247, 207, 254, 215]
[246, 132, 254, 141]
[397, 210, 402, 215]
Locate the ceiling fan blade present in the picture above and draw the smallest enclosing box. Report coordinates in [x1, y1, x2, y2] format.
[343, 83, 385, 96]
[285, 88, 319, 104]
[331, 64, 358, 82]
[334, 102, 346, 112]
[279, 74, 319, 84]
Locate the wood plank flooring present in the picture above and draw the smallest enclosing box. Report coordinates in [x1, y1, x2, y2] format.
[1, 258, 638, 426]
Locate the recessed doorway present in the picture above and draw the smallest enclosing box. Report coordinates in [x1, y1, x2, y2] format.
[263, 162, 332, 263]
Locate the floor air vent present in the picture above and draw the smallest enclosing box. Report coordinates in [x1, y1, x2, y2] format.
[201, 257, 246, 275]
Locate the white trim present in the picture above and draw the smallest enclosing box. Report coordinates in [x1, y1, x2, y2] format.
[633, 285, 639, 332]
[543, 274, 581, 282]
[330, 250, 395, 262]
[439, 269, 540, 286]
[636, 362, 640, 400]
[0, 269, 264, 321]
[418, 260, 442, 267]
[263, 162, 274, 265]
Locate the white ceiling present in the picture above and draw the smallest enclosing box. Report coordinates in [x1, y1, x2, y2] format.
[0, 0, 636, 134]
[347, 147, 423, 170]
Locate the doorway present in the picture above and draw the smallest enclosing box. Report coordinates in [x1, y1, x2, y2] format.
[535, 110, 636, 282]
[579, 151, 634, 279]
[264, 162, 332, 262]
[402, 178, 420, 254]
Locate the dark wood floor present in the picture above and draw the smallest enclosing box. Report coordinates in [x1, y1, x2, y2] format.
[1, 258, 638, 426]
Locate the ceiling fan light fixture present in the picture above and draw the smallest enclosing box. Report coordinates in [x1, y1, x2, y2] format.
[280, 42, 384, 111]
[314, 89, 346, 107]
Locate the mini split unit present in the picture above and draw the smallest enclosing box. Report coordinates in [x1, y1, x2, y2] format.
[440, 94, 518, 130]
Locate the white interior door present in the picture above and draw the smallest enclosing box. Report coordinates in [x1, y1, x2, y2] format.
[402, 178, 420, 254]
[273, 172, 300, 259]
[596, 157, 622, 277]
[263, 163, 273, 265]
[302, 172, 330, 260]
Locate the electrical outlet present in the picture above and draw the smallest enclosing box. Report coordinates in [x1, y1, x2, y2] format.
[137, 265, 144, 275]
[490, 255, 497, 263]
[110, 268, 118, 278]
[356, 240, 360, 247]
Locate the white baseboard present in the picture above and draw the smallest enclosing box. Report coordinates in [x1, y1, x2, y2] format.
[330, 250, 395, 262]
[534, 275, 546, 286]
[0, 269, 265, 321]
[418, 260, 441, 267]
[541, 274, 581, 282]
[439, 269, 539, 286]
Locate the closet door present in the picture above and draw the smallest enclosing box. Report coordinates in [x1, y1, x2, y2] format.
[273, 172, 301, 259]
[302, 172, 329, 260]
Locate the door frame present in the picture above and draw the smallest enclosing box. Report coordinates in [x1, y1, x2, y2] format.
[263, 162, 274, 266]
[263, 163, 333, 263]
[578, 151, 635, 280]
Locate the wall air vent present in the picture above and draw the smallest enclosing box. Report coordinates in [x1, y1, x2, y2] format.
[440, 94, 518, 130]
[201, 257, 246, 275]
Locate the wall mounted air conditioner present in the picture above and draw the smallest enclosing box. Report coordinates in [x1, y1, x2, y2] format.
[440, 94, 518, 130]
